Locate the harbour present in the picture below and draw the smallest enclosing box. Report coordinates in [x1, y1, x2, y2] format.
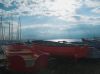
[0, 0, 100, 74]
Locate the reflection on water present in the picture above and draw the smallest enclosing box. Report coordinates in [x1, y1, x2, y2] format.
[48, 39, 82, 42]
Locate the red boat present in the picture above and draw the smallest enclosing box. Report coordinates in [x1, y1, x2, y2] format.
[3, 43, 48, 73]
[3, 40, 89, 73]
[32, 40, 89, 59]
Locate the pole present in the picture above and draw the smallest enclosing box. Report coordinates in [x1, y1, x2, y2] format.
[0, 15, 2, 40]
[8, 19, 11, 40]
[18, 17, 21, 41]
[11, 16, 13, 40]
[1, 15, 3, 40]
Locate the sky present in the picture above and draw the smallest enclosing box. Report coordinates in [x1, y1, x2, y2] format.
[0, 0, 100, 40]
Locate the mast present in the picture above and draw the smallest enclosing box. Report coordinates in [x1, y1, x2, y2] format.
[3, 26, 5, 40]
[0, 15, 1, 45]
[19, 17, 21, 41]
[8, 18, 11, 40]
[11, 15, 13, 40]
[0, 14, 3, 41]
[17, 16, 21, 41]
[17, 18, 19, 41]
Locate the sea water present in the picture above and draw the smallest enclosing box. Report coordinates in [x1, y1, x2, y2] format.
[48, 39, 82, 42]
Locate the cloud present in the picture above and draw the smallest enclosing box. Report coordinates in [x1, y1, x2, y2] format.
[21, 24, 74, 30]
[21, 22, 100, 39]
[73, 15, 100, 24]
[92, 7, 100, 14]
[0, 0, 100, 39]
[84, 0, 100, 8]
[0, 0, 99, 24]
[0, 0, 14, 7]
[0, 0, 82, 20]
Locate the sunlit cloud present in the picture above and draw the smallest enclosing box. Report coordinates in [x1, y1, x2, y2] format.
[0, 0, 100, 23]
[73, 15, 100, 24]
[0, 0, 14, 7]
[0, 0, 82, 20]
[21, 24, 74, 30]
[0, 0, 100, 39]
[92, 7, 100, 14]
[84, 0, 100, 8]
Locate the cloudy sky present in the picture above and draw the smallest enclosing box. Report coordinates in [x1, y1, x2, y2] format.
[0, 0, 100, 40]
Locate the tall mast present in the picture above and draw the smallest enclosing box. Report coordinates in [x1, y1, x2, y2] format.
[3, 26, 5, 40]
[17, 18, 19, 41]
[8, 18, 11, 40]
[18, 17, 21, 41]
[11, 15, 13, 40]
[0, 15, 2, 40]
[0, 14, 3, 41]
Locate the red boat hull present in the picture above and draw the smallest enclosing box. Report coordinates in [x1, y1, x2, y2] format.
[33, 43, 89, 59]
[4, 44, 48, 72]
[4, 42, 89, 72]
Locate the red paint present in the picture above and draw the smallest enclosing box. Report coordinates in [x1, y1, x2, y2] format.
[5, 42, 89, 72]
[6, 44, 48, 72]
[7, 55, 48, 72]
[32, 43, 89, 59]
